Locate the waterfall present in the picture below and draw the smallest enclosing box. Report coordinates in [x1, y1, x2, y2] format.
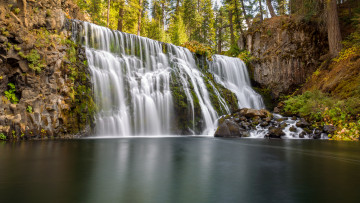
[71, 20, 263, 136]
[209, 55, 265, 109]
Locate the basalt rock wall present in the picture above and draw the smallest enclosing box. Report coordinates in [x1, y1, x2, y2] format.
[0, 0, 94, 140]
[242, 16, 328, 99]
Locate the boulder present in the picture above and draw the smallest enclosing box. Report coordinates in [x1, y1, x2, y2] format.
[323, 125, 336, 134]
[296, 118, 310, 128]
[299, 131, 307, 138]
[289, 126, 297, 132]
[312, 129, 322, 139]
[215, 119, 242, 138]
[266, 127, 285, 138]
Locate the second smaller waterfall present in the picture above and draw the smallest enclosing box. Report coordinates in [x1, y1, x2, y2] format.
[209, 55, 265, 109]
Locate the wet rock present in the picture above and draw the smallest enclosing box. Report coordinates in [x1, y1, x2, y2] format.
[273, 107, 280, 113]
[303, 127, 312, 134]
[215, 119, 242, 138]
[260, 122, 269, 127]
[296, 118, 310, 128]
[312, 129, 322, 139]
[289, 126, 297, 132]
[291, 116, 297, 121]
[280, 122, 288, 129]
[266, 127, 285, 138]
[323, 125, 336, 134]
[299, 131, 307, 138]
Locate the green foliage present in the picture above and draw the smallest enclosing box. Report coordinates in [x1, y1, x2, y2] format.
[13, 7, 20, 15]
[237, 50, 254, 65]
[26, 106, 33, 113]
[283, 91, 335, 121]
[0, 133, 6, 140]
[26, 49, 45, 73]
[224, 44, 240, 57]
[4, 83, 19, 104]
[18, 51, 26, 58]
[283, 91, 360, 140]
[181, 41, 213, 60]
[169, 13, 188, 46]
[1, 27, 10, 37]
[13, 44, 21, 51]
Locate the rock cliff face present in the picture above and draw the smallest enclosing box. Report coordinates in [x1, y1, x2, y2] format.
[0, 0, 94, 140]
[242, 16, 328, 98]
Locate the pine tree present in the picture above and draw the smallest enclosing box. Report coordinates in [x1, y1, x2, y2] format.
[169, 13, 188, 45]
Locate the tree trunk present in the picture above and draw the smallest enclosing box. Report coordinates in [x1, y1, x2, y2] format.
[137, 0, 143, 36]
[229, 11, 235, 45]
[240, 0, 250, 27]
[259, 0, 263, 22]
[107, 0, 110, 27]
[22, 0, 27, 27]
[117, 0, 124, 31]
[176, 0, 180, 14]
[234, 0, 244, 35]
[267, 0, 276, 17]
[218, 18, 222, 54]
[327, 0, 342, 57]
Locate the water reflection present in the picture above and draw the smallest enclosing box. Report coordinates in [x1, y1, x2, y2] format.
[1, 138, 360, 203]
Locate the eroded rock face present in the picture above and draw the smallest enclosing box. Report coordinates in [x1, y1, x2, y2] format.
[244, 17, 328, 98]
[0, 0, 93, 140]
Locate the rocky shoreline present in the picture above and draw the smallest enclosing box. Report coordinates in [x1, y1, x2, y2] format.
[215, 108, 336, 139]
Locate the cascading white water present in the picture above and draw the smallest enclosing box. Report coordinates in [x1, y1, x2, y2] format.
[71, 20, 238, 136]
[209, 55, 265, 109]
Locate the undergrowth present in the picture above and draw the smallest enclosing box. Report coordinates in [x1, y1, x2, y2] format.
[283, 91, 360, 141]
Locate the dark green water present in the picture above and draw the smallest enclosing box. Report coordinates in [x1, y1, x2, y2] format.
[1, 138, 360, 203]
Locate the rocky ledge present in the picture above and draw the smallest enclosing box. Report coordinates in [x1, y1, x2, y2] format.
[214, 108, 335, 139]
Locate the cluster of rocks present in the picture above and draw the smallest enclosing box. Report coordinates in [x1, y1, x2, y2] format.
[214, 108, 336, 139]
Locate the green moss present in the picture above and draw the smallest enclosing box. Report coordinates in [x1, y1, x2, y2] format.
[61, 37, 96, 135]
[13, 44, 21, 51]
[253, 87, 274, 110]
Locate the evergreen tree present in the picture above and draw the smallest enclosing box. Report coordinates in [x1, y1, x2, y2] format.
[169, 13, 188, 45]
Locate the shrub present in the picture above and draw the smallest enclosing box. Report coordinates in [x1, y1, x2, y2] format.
[283, 91, 334, 121]
[0, 133, 6, 140]
[4, 83, 19, 104]
[13, 8, 20, 15]
[26, 106, 33, 113]
[26, 49, 45, 73]
[237, 50, 254, 65]
[181, 41, 213, 60]
[283, 91, 360, 140]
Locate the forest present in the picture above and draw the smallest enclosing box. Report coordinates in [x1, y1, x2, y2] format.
[76, 0, 351, 55]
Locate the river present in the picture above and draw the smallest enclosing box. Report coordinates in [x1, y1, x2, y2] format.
[1, 138, 360, 202]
